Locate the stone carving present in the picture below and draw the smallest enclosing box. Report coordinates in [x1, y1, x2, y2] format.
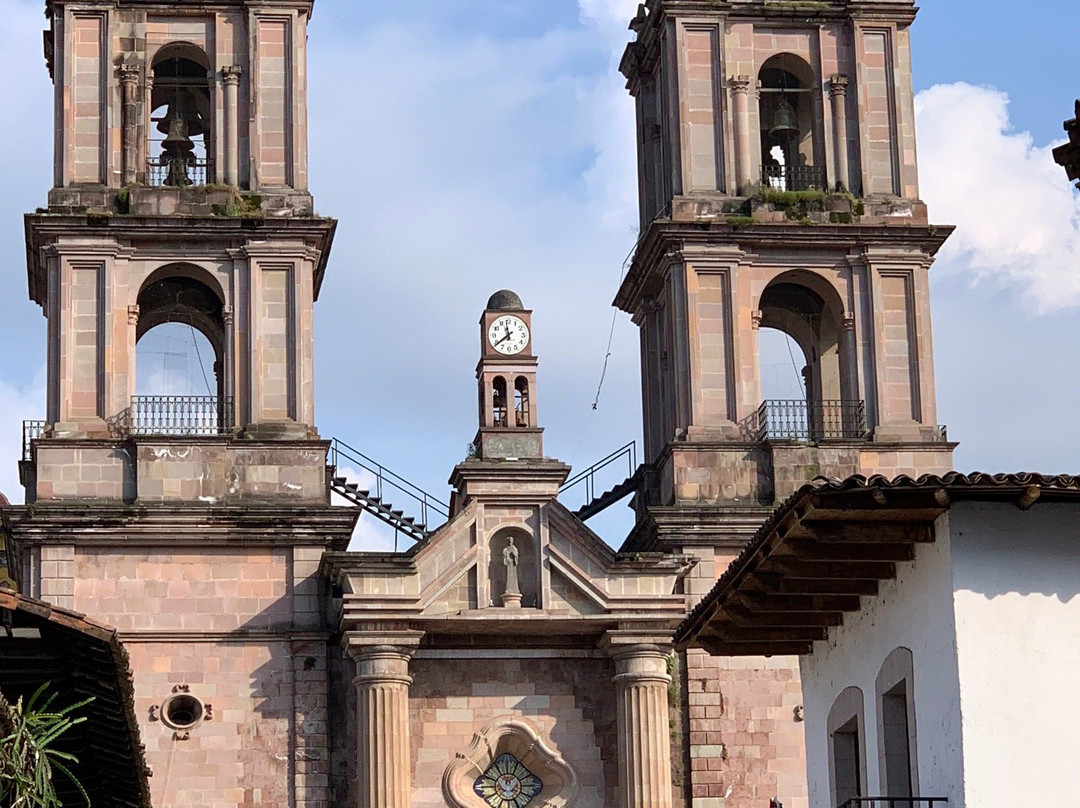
[443, 718, 579, 808]
[501, 536, 522, 608]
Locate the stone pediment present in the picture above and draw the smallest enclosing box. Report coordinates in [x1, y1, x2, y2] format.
[326, 495, 695, 636]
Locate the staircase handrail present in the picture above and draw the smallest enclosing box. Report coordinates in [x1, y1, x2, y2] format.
[329, 438, 450, 521]
[560, 441, 637, 506]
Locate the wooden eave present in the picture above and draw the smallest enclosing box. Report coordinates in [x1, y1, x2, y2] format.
[674, 472, 1080, 657]
[0, 592, 152, 808]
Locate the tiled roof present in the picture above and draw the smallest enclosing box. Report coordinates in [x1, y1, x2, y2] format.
[675, 472, 1080, 652]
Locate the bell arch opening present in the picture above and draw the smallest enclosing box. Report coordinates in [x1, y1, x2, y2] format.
[149, 43, 213, 186]
[133, 265, 231, 435]
[755, 272, 863, 440]
[758, 53, 822, 191]
[491, 376, 508, 427]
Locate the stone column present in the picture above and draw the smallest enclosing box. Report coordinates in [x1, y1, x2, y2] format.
[347, 632, 422, 808]
[222, 66, 242, 186]
[829, 75, 850, 191]
[731, 76, 754, 194]
[222, 305, 235, 425]
[119, 66, 140, 186]
[602, 632, 674, 808]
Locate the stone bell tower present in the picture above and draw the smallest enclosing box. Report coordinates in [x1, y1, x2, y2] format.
[11, 3, 354, 808]
[617, 2, 955, 807]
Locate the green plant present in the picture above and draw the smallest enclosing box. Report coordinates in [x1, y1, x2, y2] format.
[0, 684, 93, 808]
[211, 190, 264, 218]
[725, 215, 754, 228]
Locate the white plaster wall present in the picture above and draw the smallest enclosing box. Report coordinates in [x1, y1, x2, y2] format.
[799, 513, 965, 808]
[950, 502, 1080, 808]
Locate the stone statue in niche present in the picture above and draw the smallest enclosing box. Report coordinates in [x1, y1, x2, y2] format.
[501, 536, 522, 609]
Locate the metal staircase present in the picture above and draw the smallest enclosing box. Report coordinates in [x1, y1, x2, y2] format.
[560, 442, 642, 520]
[328, 439, 449, 545]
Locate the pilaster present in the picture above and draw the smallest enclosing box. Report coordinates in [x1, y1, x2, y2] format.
[601, 631, 674, 808]
[347, 631, 424, 808]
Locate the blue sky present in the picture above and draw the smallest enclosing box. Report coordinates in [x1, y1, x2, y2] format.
[0, 1, 1078, 548]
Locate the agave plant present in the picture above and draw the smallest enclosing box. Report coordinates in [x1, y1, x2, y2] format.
[0, 684, 92, 808]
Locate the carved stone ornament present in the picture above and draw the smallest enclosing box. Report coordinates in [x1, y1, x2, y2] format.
[443, 717, 579, 808]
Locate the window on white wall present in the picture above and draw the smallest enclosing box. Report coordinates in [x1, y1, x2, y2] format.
[876, 647, 919, 798]
[828, 686, 867, 807]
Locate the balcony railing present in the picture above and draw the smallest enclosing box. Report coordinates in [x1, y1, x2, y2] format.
[837, 799, 948, 808]
[762, 163, 826, 191]
[740, 399, 868, 442]
[114, 396, 234, 436]
[146, 157, 212, 187]
[22, 420, 45, 461]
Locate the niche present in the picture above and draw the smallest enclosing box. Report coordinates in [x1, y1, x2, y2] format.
[489, 528, 537, 609]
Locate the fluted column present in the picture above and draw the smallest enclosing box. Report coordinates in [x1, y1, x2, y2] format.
[731, 76, 754, 194]
[222, 66, 242, 186]
[348, 632, 422, 808]
[119, 66, 140, 186]
[602, 633, 674, 808]
[829, 75, 850, 191]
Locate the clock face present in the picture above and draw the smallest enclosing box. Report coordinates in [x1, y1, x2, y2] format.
[488, 315, 530, 356]
[473, 753, 542, 808]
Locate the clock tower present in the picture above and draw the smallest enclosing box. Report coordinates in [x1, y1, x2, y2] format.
[475, 289, 541, 461]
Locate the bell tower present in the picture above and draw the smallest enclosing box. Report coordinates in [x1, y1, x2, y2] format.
[12, 3, 354, 808]
[618, 2, 955, 807]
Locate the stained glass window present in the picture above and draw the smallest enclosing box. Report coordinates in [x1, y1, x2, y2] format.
[473, 753, 543, 808]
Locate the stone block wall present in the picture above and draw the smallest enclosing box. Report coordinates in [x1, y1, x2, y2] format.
[409, 656, 619, 807]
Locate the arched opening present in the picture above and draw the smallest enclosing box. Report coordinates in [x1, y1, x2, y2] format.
[828, 686, 867, 808]
[513, 376, 530, 427]
[758, 54, 822, 190]
[491, 377, 508, 428]
[134, 266, 229, 435]
[756, 272, 862, 440]
[149, 43, 212, 186]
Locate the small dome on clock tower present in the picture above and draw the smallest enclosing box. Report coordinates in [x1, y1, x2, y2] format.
[486, 289, 524, 311]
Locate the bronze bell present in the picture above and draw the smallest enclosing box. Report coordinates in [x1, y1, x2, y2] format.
[770, 96, 800, 140]
[161, 115, 193, 152]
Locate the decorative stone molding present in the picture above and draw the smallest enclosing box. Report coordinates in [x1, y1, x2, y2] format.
[730, 75, 752, 95]
[127, 304, 140, 325]
[829, 74, 849, 98]
[751, 309, 763, 330]
[443, 717, 579, 808]
[222, 65, 242, 85]
[118, 65, 140, 85]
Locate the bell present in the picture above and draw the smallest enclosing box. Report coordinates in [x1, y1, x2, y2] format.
[156, 93, 208, 138]
[769, 96, 800, 141]
[161, 115, 193, 152]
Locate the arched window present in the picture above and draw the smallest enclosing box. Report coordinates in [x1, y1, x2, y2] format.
[756, 271, 862, 440]
[149, 43, 212, 186]
[491, 377, 508, 427]
[514, 376, 530, 427]
[828, 686, 866, 808]
[876, 648, 918, 799]
[758, 53, 822, 190]
[134, 265, 228, 435]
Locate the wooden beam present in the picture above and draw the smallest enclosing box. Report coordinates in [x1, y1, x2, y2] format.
[722, 606, 844, 628]
[698, 638, 814, 657]
[756, 573, 881, 597]
[703, 625, 828, 643]
[775, 539, 916, 563]
[730, 591, 863, 613]
[803, 522, 936, 543]
[760, 557, 897, 580]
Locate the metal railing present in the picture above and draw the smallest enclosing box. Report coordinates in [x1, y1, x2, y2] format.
[115, 396, 234, 436]
[837, 799, 947, 808]
[560, 441, 637, 508]
[762, 163, 826, 191]
[146, 157, 212, 187]
[329, 439, 449, 534]
[741, 399, 868, 442]
[22, 420, 45, 461]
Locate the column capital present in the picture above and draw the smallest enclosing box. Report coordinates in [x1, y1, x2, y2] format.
[346, 630, 424, 684]
[730, 75, 752, 94]
[222, 65, 243, 85]
[829, 74, 849, 97]
[127, 304, 140, 326]
[222, 304, 234, 326]
[118, 65, 140, 85]
[600, 630, 673, 684]
[841, 314, 856, 332]
[751, 309, 763, 330]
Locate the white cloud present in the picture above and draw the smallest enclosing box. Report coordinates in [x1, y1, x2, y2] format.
[916, 82, 1080, 311]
